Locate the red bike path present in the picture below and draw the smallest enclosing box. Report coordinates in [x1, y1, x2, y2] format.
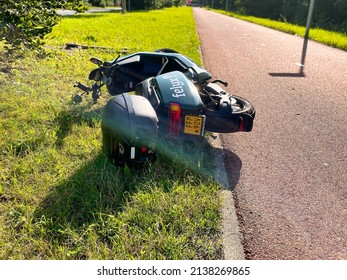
[194, 8, 347, 259]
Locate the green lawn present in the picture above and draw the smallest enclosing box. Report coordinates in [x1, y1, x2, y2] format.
[0, 7, 223, 260]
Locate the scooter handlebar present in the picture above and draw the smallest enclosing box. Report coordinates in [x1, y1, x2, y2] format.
[74, 82, 92, 92]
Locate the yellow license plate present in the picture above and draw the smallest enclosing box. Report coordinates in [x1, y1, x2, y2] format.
[184, 115, 203, 135]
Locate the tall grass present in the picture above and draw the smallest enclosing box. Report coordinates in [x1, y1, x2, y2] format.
[0, 7, 223, 259]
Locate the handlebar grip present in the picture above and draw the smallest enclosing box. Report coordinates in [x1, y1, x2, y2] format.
[75, 82, 91, 92]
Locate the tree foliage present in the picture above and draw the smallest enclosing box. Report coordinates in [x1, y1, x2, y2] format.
[87, 0, 114, 7]
[196, 0, 347, 32]
[87, 0, 186, 9]
[0, 0, 189, 52]
[128, 0, 186, 10]
[0, 0, 86, 52]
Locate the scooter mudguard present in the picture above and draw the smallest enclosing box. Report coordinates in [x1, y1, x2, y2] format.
[204, 94, 255, 133]
[204, 111, 254, 133]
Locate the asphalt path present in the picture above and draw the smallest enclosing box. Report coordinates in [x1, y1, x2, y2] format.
[194, 8, 347, 259]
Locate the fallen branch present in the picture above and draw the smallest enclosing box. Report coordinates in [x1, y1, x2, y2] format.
[65, 43, 131, 54]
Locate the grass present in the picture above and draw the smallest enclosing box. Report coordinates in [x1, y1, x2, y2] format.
[0, 7, 223, 259]
[212, 9, 347, 51]
[47, 8, 202, 63]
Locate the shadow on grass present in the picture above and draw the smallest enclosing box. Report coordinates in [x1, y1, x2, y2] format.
[54, 105, 103, 148]
[33, 139, 226, 219]
[33, 153, 129, 228]
[32, 137, 217, 216]
[30, 133, 240, 258]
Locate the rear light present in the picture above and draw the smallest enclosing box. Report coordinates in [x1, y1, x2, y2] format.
[239, 118, 245, 131]
[169, 102, 181, 136]
[141, 146, 147, 153]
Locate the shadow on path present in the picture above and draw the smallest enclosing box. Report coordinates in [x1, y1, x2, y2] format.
[269, 72, 305, 78]
[222, 149, 242, 191]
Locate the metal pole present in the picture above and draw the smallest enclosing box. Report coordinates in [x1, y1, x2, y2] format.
[300, 0, 315, 75]
[226, 0, 229, 12]
[121, 0, 127, 13]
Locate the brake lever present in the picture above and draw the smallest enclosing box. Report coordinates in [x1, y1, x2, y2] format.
[211, 79, 228, 87]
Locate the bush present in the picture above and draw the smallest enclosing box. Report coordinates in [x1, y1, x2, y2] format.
[0, 0, 86, 52]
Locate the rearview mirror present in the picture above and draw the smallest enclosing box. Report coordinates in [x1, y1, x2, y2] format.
[88, 68, 101, 81]
[90, 57, 103, 66]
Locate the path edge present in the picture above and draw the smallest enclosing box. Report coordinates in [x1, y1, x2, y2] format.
[209, 133, 246, 260]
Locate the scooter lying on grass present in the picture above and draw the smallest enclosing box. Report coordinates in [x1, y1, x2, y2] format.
[73, 49, 255, 168]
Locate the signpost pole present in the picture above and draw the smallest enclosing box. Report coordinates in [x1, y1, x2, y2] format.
[300, 0, 315, 75]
